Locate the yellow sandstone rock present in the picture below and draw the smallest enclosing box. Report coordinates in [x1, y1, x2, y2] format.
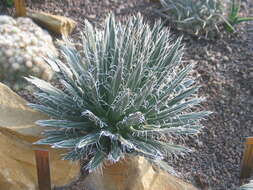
[0, 83, 80, 190]
[83, 156, 198, 190]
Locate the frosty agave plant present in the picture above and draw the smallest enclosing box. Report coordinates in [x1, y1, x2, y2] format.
[27, 14, 210, 172]
[155, 0, 227, 36]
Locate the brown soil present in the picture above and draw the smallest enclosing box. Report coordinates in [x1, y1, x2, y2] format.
[1, 0, 253, 190]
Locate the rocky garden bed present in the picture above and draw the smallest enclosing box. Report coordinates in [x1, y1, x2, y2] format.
[1, 0, 253, 190]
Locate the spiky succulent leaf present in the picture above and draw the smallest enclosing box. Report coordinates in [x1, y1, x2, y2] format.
[155, 0, 228, 36]
[239, 181, 253, 190]
[27, 14, 209, 172]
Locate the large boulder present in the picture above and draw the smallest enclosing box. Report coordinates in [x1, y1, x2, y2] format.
[83, 156, 198, 190]
[0, 83, 80, 190]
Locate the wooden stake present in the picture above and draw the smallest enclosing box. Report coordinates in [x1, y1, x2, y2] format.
[240, 137, 253, 179]
[35, 149, 52, 190]
[27, 11, 77, 36]
[14, 0, 27, 17]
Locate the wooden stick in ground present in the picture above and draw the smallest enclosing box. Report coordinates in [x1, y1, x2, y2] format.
[14, 0, 27, 17]
[240, 137, 253, 179]
[35, 149, 52, 190]
[27, 11, 77, 36]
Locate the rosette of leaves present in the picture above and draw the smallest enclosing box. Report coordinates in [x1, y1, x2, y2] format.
[154, 0, 227, 37]
[225, 0, 253, 33]
[27, 14, 210, 172]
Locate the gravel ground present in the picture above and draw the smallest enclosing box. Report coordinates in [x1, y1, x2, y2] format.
[172, 22, 253, 190]
[1, 0, 253, 190]
[171, 3, 253, 189]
